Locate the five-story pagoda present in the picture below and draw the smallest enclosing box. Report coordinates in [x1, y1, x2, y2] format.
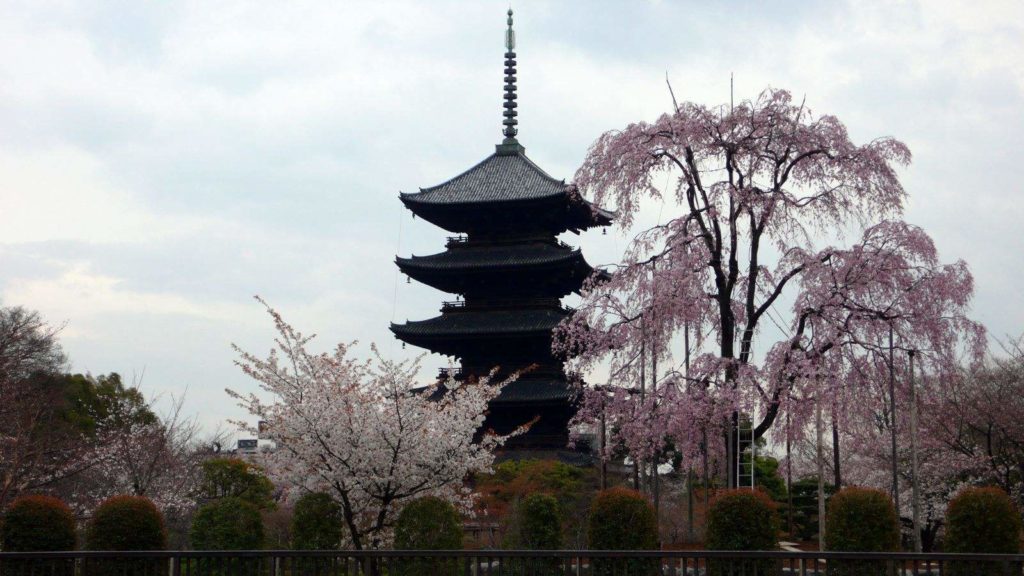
[391, 9, 611, 453]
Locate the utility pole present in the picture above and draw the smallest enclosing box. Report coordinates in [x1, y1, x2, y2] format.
[786, 409, 793, 537]
[635, 316, 645, 491]
[816, 394, 825, 551]
[651, 328, 660, 521]
[684, 322, 695, 542]
[832, 407, 841, 490]
[888, 327, 900, 515]
[909, 349, 922, 553]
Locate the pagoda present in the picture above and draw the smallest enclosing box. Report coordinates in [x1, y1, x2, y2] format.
[391, 9, 612, 453]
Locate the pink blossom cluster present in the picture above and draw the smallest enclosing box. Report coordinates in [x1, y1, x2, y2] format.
[557, 88, 983, 484]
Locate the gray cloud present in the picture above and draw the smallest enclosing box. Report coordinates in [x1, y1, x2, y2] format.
[1, 0, 1021, 434]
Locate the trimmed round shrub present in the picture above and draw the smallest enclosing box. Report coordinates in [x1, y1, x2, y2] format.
[705, 490, 780, 576]
[86, 495, 167, 550]
[587, 487, 657, 549]
[824, 487, 899, 575]
[190, 497, 264, 550]
[945, 487, 1021, 576]
[292, 492, 343, 550]
[394, 497, 462, 576]
[825, 487, 899, 550]
[587, 487, 657, 576]
[1, 495, 76, 551]
[517, 494, 562, 550]
[946, 486, 1021, 553]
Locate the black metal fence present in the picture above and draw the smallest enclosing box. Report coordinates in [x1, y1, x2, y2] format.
[1, 550, 1022, 576]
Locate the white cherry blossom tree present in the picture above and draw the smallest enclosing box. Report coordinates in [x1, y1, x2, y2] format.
[229, 299, 519, 549]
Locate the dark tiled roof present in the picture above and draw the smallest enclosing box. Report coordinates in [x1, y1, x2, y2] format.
[391, 308, 567, 338]
[493, 377, 576, 404]
[401, 151, 566, 205]
[396, 243, 582, 271]
[494, 449, 594, 466]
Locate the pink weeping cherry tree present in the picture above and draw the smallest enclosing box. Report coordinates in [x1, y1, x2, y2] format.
[556, 88, 983, 488]
[229, 299, 520, 549]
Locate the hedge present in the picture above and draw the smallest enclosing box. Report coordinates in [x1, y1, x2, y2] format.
[86, 495, 167, 551]
[517, 493, 562, 550]
[393, 496, 463, 576]
[587, 487, 657, 576]
[1, 495, 76, 551]
[945, 487, 1021, 576]
[705, 490, 780, 576]
[824, 487, 899, 576]
[292, 492, 344, 550]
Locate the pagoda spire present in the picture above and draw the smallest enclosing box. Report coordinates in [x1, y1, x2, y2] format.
[497, 8, 524, 155]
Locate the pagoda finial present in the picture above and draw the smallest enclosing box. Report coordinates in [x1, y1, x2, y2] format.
[497, 7, 524, 154]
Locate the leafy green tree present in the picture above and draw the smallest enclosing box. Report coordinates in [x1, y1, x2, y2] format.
[58, 373, 156, 435]
[199, 458, 275, 510]
[752, 455, 787, 502]
[190, 497, 264, 550]
[292, 492, 344, 549]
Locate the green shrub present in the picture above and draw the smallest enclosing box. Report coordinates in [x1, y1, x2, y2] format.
[824, 487, 899, 576]
[292, 492, 343, 550]
[946, 486, 1021, 553]
[86, 495, 167, 550]
[517, 494, 562, 550]
[501, 494, 562, 575]
[394, 496, 462, 549]
[945, 487, 1021, 576]
[190, 497, 264, 550]
[476, 459, 594, 547]
[587, 487, 657, 576]
[393, 497, 463, 576]
[1, 495, 76, 551]
[705, 490, 780, 576]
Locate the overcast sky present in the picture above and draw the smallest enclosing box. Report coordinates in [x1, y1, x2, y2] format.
[2, 0, 1022, 435]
